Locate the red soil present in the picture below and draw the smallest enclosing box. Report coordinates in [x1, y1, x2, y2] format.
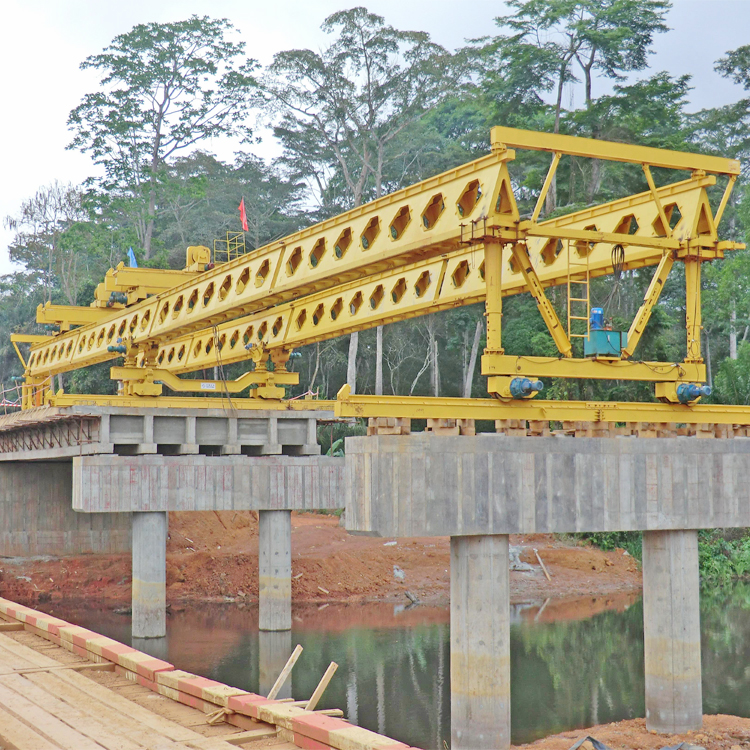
[0, 511, 641, 609]
[513, 715, 750, 750]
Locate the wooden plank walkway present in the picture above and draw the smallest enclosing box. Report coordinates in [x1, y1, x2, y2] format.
[0, 598, 420, 750]
[0, 629, 288, 750]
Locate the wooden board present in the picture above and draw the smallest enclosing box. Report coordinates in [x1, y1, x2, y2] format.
[0, 702, 63, 750]
[0, 632, 244, 750]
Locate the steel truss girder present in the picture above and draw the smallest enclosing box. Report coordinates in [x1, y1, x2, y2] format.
[20, 126, 744, 414]
[26, 152, 516, 378]
[481, 356, 705, 382]
[333, 386, 750, 426]
[45, 393, 336, 412]
[491, 126, 741, 175]
[152, 177, 723, 377]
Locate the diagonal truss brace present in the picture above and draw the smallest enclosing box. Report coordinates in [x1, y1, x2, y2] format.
[622, 252, 674, 358]
[508, 242, 572, 357]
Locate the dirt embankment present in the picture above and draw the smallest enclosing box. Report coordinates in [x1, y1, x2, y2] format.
[513, 715, 750, 750]
[0, 511, 641, 609]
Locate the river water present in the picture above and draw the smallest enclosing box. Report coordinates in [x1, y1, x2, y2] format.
[47, 583, 750, 749]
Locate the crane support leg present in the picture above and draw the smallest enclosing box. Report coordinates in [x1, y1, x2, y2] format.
[685, 259, 703, 363]
[622, 253, 674, 358]
[484, 240, 504, 356]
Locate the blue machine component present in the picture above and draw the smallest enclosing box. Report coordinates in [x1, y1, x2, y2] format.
[509, 377, 544, 399]
[676, 383, 712, 404]
[590, 307, 605, 331]
[584, 330, 627, 357]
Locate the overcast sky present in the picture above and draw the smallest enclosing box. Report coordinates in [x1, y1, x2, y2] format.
[1, 0, 748, 276]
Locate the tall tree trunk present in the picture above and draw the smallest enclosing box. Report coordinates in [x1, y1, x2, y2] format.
[431, 338, 439, 397]
[545, 67, 567, 214]
[309, 342, 321, 393]
[463, 320, 482, 398]
[375, 326, 383, 395]
[347, 333, 358, 394]
[143, 188, 155, 260]
[730, 305, 738, 359]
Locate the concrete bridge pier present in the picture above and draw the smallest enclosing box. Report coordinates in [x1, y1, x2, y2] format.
[450, 534, 511, 750]
[642, 529, 702, 733]
[132, 511, 167, 639]
[258, 510, 292, 631]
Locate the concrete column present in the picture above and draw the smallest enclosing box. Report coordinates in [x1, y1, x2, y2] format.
[642, 529, 702, 733]
[259, 510, 292, 631]
[450, 534, 510, 750]
[132, 511, 167, 638]
[258, 630, 293, 698]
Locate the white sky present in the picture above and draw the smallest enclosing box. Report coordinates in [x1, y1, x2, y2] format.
[1, 0, 748, 275]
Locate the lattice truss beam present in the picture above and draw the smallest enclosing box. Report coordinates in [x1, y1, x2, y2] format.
[17, 127, 742, 412]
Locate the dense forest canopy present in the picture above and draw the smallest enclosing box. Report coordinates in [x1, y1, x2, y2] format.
[3, 2, 750, 405]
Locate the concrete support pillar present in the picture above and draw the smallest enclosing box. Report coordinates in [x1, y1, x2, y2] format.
[132, 511, 167, 639]
[258, 630, 293, 698]
[643, 529, 702, 733]
[450, 534, 510, 750]
[259, 510, 292, 631]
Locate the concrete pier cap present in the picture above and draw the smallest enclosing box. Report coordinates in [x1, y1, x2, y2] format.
[344, 433, 750, 747]
[72, 452, 345, 643]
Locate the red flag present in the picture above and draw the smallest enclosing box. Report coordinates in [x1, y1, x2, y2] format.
[238, 197, 248, 232]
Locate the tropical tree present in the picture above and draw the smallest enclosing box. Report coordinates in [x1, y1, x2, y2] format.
[480, 0, 670, 207]
[67, 15, 258, 258]
[3, 181, 94, 305]
[263, 6, 457, 393]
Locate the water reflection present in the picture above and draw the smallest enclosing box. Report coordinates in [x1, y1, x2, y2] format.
[259, 630, 292, 699]
[44, 585, 750, 749]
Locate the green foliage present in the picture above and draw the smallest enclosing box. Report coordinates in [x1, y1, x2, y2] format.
[264, 6, 459, 209]
[67, 15, 258, 257]
[698, 530, 750, 585]
[577, 532, 642, 560]
[713, 341, 750, 404]
[581, 530, 750, 584]
[317, 420, 367, 456]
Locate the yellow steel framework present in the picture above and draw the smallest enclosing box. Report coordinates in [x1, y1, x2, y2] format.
[14, 127, 747, 424]
[213, 232, 247, 264]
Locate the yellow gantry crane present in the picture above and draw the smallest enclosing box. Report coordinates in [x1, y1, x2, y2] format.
[12, 127, 747, 425]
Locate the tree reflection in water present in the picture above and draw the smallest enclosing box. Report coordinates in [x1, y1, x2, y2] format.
[49, 586, 750, 749]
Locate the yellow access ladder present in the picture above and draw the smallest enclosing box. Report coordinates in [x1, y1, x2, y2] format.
[566, 239, 591, 341]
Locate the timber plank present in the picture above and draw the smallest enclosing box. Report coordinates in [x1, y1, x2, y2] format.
[26, 671, 185, 750]
[0, 672, 144, 750]
[222, 727, 278, 744]
[0, 634, 64, 668]
[0, 702, 63, 750]
[0, 633, 197, 744]
[52, 671, 203, 742]
[0, 679, 103, 750]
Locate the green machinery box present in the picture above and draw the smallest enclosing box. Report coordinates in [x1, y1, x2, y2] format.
[584, 330, 627, 357]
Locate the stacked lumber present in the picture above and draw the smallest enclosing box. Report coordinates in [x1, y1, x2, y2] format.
[367, 417, 411, 435]
[493, 419, 750, 438]
[425, 418, 475, 435]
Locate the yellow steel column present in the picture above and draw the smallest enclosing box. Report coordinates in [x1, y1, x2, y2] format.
[484, 240, 504, 356]
[685, 258, 703, 363]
